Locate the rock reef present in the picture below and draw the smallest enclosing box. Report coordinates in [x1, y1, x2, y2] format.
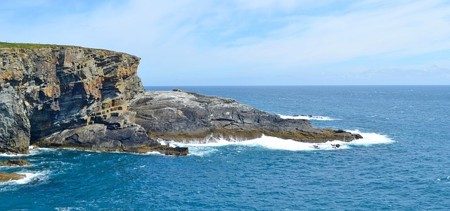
[0, 42, 362, 156]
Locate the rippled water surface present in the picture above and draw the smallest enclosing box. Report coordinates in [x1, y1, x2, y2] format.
[1, 86, 449, 209]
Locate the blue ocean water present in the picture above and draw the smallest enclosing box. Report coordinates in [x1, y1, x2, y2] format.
[1, 86, 449, 210]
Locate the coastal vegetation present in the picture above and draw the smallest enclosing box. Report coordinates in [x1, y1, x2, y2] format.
[0, 42, 63, 49]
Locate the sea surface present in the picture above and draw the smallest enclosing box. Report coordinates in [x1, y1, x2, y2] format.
[1, 86, 449, 210]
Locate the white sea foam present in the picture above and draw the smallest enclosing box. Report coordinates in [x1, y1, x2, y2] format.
[186, 147, 219, 157]
[168, 130, 394, 156]
[0, 171, 49, 186]
[0, 146, 54, 157]
[346, 130, 395, 146]
[141, 151, 164, 156]
[278, 114, 339, 121]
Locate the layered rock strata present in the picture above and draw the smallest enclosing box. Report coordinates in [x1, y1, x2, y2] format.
[0, 44, 186, 155]
[130, 90, 362, 143]
[0, 43, 362, 156]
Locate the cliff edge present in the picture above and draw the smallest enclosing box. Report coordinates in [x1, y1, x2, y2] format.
[0, 43, 185, 155]
[0, 42, 361, 155]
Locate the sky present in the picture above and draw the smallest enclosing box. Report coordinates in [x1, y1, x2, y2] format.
[1, 0, 450, 85]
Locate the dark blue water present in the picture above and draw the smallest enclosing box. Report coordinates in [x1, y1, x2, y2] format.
[1, 86, 449, 210]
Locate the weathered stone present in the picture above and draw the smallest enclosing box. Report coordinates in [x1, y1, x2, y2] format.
[0, 47, 143, 140]
[0, 85, 30, 153]
[0, 159, 30, 167]
[0, 173, 25, 182]
[133, 145, 189, 156]
[36, 124, 151, 151]
[0, 45, 157, 154]
[130, 91, 362, 143]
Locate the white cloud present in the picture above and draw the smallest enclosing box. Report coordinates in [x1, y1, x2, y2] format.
[1, 0, 449, 85]
[222, 0, 450, 67]
[234, 0, 305, 10]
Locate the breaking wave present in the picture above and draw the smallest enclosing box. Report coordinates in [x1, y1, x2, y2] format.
[141, 151, 164, 156]
[278, 114, 339, 121]
[0, 146, 56, 158]
[345, 130, 395, 146]
[0, 171, 49, 186]
[168, 130, 394, 156]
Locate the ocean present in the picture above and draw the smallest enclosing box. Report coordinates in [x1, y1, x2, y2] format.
[0, 86, 449, 210]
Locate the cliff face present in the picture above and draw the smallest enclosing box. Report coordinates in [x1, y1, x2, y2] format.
[0, 45, 151, 153]
[0, 86, 30, 153]
[1, 47, 143, 141]
[0, 43, 361, 155]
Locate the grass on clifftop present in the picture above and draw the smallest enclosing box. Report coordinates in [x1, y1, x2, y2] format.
[0, 41, 134, 56]
[0, 42, 71, 49]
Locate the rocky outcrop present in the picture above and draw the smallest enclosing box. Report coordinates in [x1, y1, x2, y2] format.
[0, 44, 186, 155]
[0, 159, 30, 167]
[35, 123, 187, 155]
[0, 43, 361, 156]
[130, 90, 362, 143]
[0, 173, 25, 182]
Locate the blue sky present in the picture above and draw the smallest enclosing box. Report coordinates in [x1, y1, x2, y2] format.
[1, 0, 450, 85]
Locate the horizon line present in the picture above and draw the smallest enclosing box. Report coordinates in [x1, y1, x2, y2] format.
[144, 84, 450, 87]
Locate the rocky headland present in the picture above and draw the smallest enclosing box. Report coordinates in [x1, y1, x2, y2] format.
[0, 42, 188, 157]
[130, 90, 362, 143]
[0, 42, 362, 162]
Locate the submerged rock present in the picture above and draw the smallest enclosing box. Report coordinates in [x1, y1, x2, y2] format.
[133, 145, 189, 156]
[0, 172, 25, 182]
[130, 91, 362, 143]
[0, 159, 30, 167]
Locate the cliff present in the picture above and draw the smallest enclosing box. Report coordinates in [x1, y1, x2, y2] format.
[0, 43, 185, 155]
[0, 42, 362, 156]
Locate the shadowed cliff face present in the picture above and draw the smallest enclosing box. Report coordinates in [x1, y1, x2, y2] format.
[0, 86, 30, 153]
[0, 46, 146, 152]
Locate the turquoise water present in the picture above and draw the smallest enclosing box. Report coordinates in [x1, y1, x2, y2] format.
[1, 86, 449, 210]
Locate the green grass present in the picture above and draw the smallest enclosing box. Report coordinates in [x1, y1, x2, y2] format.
[0, 41, 132, 55]
[0, 42, 72, 49]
